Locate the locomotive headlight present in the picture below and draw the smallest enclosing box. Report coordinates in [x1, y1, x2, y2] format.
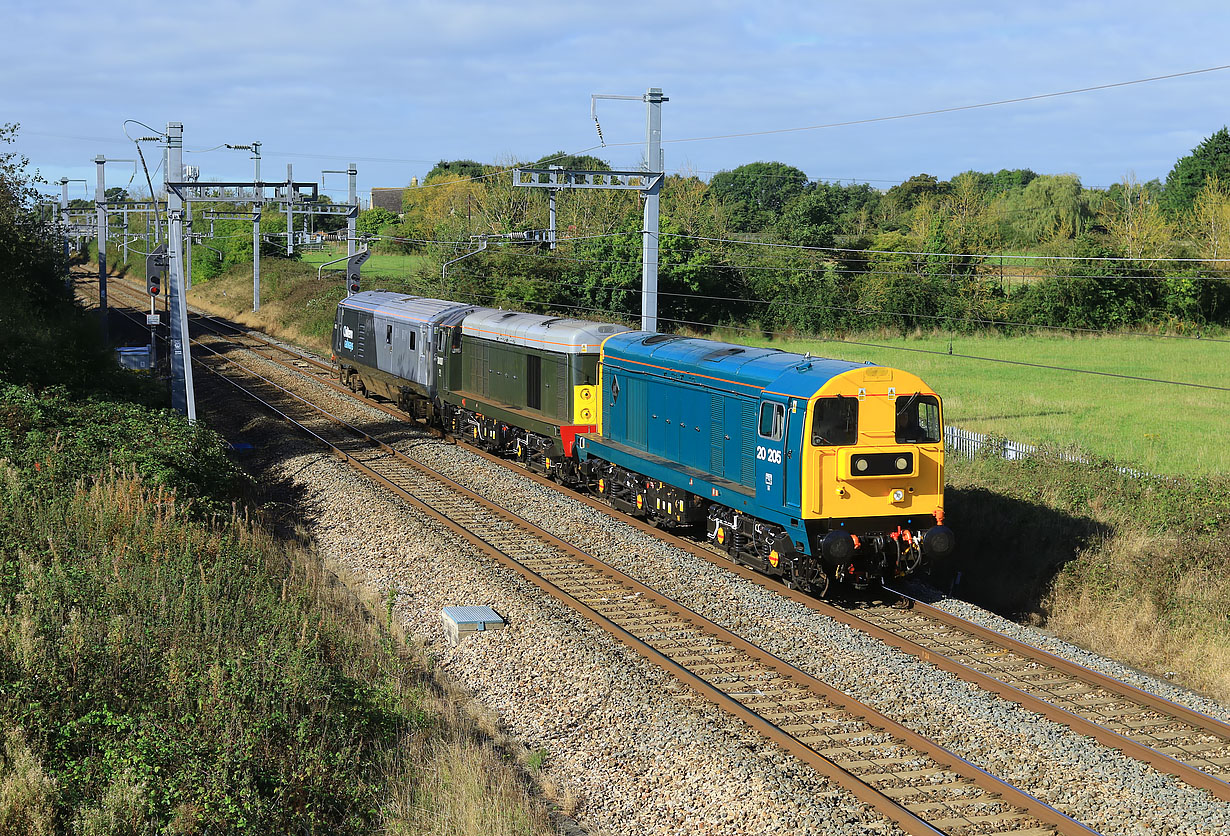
[891, 489, 905, 503]
[895, 457, 909, 471]
[854, 457, 869, 472]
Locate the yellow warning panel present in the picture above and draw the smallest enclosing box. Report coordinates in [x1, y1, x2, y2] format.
[574, 384, 597, 425]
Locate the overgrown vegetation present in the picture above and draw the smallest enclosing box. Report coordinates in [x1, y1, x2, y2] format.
[330, 136, 1230, 336]
[943, 450, 1230, 701]
[0, 124, 555, 834]
[109, 129, 1230, 340]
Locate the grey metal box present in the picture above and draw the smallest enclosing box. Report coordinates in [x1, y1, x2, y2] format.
[441, 606, 505, 646]
[115, 346, 152, 371]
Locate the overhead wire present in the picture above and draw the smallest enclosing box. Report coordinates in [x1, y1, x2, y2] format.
[354, 264, 1226, 391]
[443, 247, 1230, 344]
[598, 64, 1230, 148]
[660, 232, 1230, 265]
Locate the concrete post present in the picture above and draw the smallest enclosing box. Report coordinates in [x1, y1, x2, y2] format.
[253, 143, 262, 313]
[347, 162, 357, 259]
[286, 163, 294, 256]
[95, 156, 108, 340]
[165, 122, 196, 422]
[640, 87, 665, 332]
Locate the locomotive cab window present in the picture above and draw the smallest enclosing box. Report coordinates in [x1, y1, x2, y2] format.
[812, 397, 858, 446]
[895, 394, 942, 444]
[451, 326, 463, 353]
[758, 402, 785, 441]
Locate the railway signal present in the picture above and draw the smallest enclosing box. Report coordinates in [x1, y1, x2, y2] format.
[346, 249, 370, 295]
[146, 243, 168, 296]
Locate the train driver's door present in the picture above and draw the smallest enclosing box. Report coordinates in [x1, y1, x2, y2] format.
[755, 397, 788, 509]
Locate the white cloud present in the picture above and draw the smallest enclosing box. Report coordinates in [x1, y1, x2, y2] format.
[9, 0, 1230, 194]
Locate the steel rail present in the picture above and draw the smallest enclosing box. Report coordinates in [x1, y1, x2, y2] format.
[181, 333, 1096, 836]
[96, 274, 1230, 803]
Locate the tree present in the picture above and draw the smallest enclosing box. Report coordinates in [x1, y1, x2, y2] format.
[356, 207, 397, 237]
[533, 150, 611, 171]
[707, 162, 808, 231]
[424, 159, 487, 182]
[1189, 175, 1230, 263]
[884, 174, 948, 211]
[1102, 176, 1173, 260]
[776, 183, 845, 248]
[105, 186, 128, 203]
[989, 168, 1038, 194]
[1002, 174, 1090, 244]
[941, 172, 1001, 254]
[1164, 127, 1230, 214]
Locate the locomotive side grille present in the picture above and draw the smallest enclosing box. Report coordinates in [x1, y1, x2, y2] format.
[740, 399, 756, 487]
[710, 395, 725, 475]
[555, 359, 567, 418]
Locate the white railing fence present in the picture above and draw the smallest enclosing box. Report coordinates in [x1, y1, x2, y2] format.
[943, 425, 1148, 478]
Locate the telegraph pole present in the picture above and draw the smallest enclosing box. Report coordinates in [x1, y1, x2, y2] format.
[95, 156, 108, 340]
[165, 122, 196, 422]
[253, 143, 262, 312]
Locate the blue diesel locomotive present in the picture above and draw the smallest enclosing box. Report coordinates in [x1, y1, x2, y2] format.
[333, 294, 953, 594]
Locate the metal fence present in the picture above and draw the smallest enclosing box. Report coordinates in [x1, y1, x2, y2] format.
[944, 426, 1039, 462]
[944, 425, 1147, 478]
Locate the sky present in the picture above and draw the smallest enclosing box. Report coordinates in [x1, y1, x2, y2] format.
[7, 1, 1230, 205]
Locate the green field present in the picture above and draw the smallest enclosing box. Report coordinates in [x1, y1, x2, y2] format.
[299, 246, 431, 280]
[728, 330, 1229, 477]
[193, 256, 1227, 478]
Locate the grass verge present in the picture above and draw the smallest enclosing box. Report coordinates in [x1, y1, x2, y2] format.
[0, 382, 557, 834]
[4, 240, 559, 832]
[942, 449, 1230, 702]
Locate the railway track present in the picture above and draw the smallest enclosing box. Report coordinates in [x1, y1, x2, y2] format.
[96, 275, 1093, 835]
[94, 274, 1230, 823]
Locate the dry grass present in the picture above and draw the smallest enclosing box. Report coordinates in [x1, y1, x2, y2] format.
[1044, 534, 1230, 703]
[945, 453, 1230, 704]
[1046, 588, 1230, 702]
[188, 261, 339, 356]
[0, 727, 57, 836]
[318, 555, 565, 836]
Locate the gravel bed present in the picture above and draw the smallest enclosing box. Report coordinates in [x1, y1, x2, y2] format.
[897, 582, 1230, 728]
[221, 340, 1230, 835]
[196, 360, 902, 835]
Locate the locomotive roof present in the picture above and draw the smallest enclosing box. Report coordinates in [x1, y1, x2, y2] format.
[601, 332, 870, 399]
[462, 309, 631, 354]
[339, 291, 476, 325]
